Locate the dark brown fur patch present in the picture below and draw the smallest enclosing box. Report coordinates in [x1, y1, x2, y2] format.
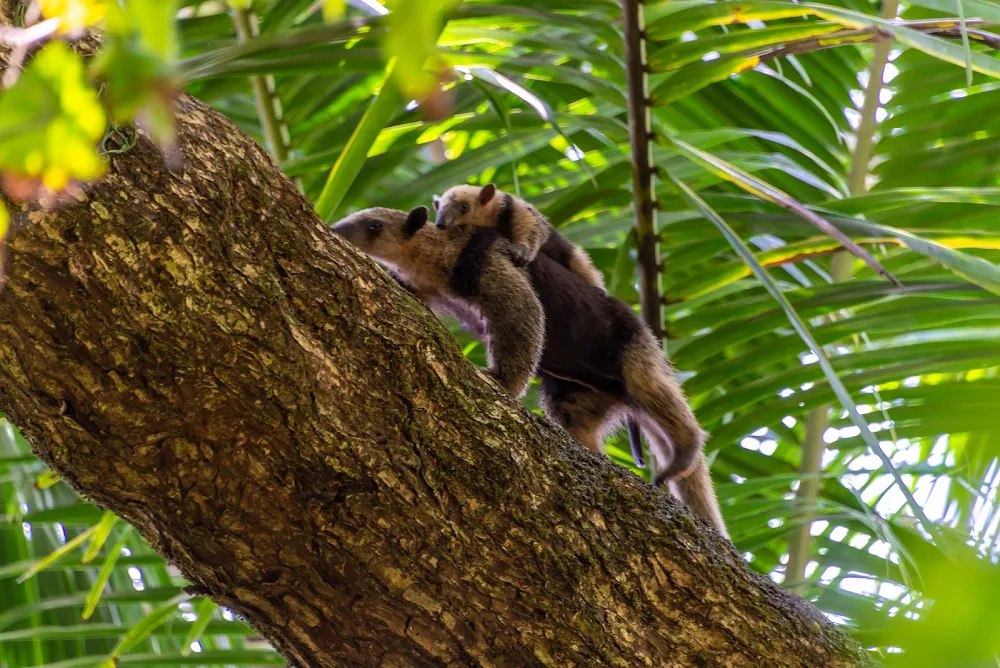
[451, 229, 501, 298]
[539, 232, 575, 269]
[497, 193, 516, 239]
[526, 256, 641, 396]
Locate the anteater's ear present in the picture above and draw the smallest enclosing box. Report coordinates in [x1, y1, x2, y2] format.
[432, 194, 441, 212]
[404, 206, 428, 237]
[479, 183, 496, 205]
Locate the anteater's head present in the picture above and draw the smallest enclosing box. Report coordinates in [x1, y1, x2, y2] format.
[331, 206, 428, 262]
[433, 183, 497, 230]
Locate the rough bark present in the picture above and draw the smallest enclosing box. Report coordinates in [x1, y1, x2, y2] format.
[0, 86, 872, 668]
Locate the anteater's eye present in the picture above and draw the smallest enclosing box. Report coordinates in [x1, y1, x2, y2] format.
[460, 202, 470, 214]
[368, 220, 383, 234]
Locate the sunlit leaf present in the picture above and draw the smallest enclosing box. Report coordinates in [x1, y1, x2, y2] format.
[16, 524, 98, 583]
[92, 1, 179, 148]
[81, 511, 118, 564]
[322, 0, 347, 22]
[82, 526, 133, 620]
[0, 42, 106, 194]
[39, 0, 108, 33]
[35, 470, 61, 489]
[124, 0, 179, 63]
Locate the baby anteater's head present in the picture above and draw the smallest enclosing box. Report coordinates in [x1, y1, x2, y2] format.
[433, 183, 498, 230]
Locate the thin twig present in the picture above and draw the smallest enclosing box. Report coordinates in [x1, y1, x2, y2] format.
[622, 0, 661, 478]
[896, 17, 992, 28]
[0, 15, 57, 47]
[622, 0, 661, 337]
[755, 20, 1000, 65]
[759, 240, 901, 269]
[928, 27, 1000, 49]
[1, 1, 43, 88]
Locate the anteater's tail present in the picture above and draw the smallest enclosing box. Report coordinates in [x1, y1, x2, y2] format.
[622, 336, 728, 536]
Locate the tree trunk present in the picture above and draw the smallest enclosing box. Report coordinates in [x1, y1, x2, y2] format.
[0, 72, 871, 668]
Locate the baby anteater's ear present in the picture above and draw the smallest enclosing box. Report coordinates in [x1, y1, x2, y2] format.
[479, 183, 496, 205]
[404, 206, 429, 237]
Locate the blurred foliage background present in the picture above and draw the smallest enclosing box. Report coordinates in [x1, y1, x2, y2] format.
[3, 0, 1000, 665]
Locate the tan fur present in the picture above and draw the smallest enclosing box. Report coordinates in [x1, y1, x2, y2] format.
[435, 184, 606, 292]
[435, 184, 509, 228]
[566, 246, 605, 291]
[333, 207, 543, 399]
[669, 456, 729, 539]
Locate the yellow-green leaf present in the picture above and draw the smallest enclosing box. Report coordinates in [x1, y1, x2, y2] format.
[0, 42, 106, 191]
[82, 526, 132, 620]
[82, 511, 118, 564]
[89, 28, 177, 149]
[39, 0, 108, 33]
[35, 470, 61, 489]
[125, 0, 179, 63]
[17, 523, 98, 583]
[322, 0, 346, 22]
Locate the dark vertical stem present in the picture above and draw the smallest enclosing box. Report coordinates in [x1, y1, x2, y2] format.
[622, 0, 662, 481]
[621, 0, 661, 338]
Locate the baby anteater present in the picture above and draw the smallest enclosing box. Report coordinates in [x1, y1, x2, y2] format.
[433, 183, 605, 290]
[434, 184, 647, 468]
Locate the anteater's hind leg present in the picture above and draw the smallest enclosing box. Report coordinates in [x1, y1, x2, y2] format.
[539, 374, 623, 454]
[622, 337, 707, 481]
